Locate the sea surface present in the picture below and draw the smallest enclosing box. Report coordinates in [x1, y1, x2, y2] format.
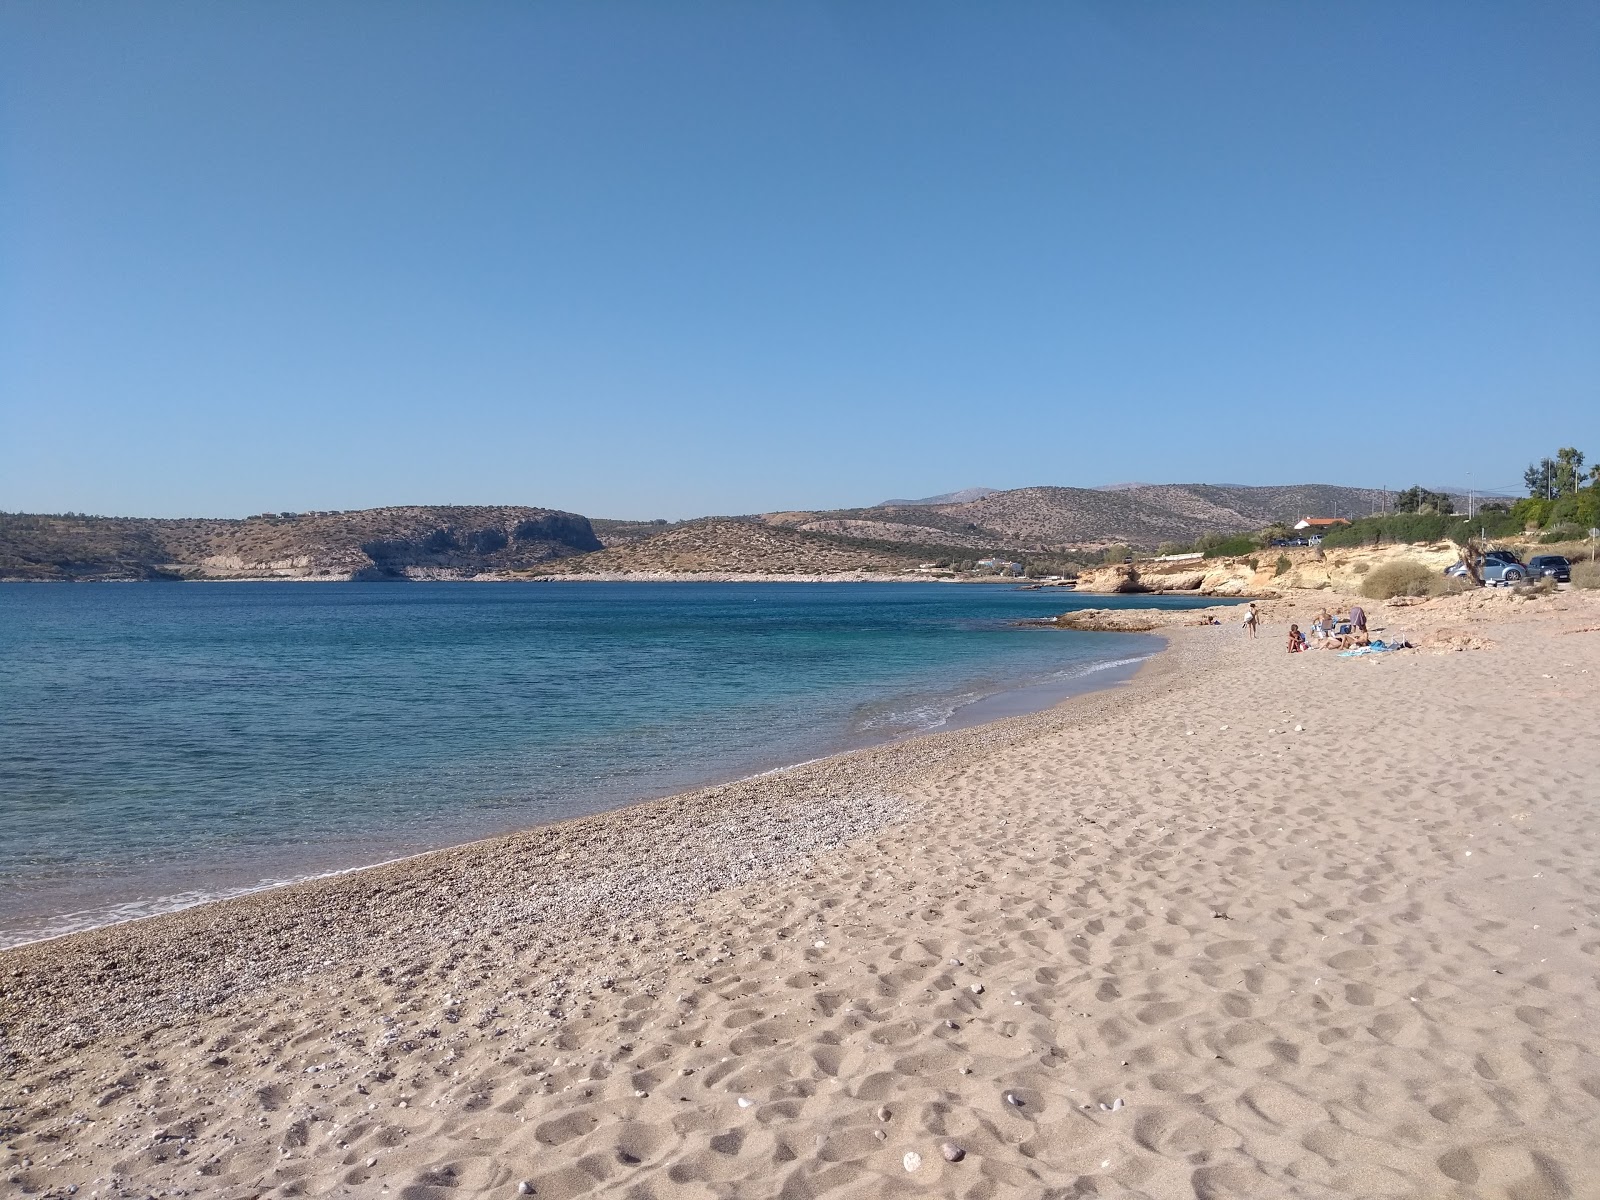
[0, 582, 1231, 947]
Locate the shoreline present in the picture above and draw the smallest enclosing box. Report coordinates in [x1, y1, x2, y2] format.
[0, 634, 1182, 1068]
[7, 587, 1597, 1198]
[0, 627, 1166, 954]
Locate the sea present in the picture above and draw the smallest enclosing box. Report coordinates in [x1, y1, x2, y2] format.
[0, 582, 1231, 948]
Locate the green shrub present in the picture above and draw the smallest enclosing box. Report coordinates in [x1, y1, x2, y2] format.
[1102, 544, 1131, 564]
[1362, 559, 1435, 599]
[1274, 554, 1291, 577]
[1202, 535, 1258, 559]
[1512, 497, 1553, 528]
[1320, 511, 1524, 549]
[1540, 523, 1587, 544]
[1572, 560, 1600, 589]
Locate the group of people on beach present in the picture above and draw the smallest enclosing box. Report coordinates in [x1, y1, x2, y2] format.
[1286, 604, 1367, 653]
[1224, 601, 1371, 653]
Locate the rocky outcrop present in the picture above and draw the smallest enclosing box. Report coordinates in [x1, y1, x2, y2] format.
[1073, 558, 1262, 596]
[1073, 542, 1470, 598]
[0, 506, 602, 581]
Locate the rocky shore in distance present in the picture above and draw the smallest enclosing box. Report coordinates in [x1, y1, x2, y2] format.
[1071, 540, 1466, 597]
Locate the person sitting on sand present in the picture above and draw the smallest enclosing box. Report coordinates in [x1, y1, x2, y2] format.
[1316, 630, 1370, 651]
[1287, 624, 1306, 653]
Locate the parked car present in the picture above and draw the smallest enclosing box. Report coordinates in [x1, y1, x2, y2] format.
[1444, 548, 1533, 585]
[1527, 554, 1571, 583]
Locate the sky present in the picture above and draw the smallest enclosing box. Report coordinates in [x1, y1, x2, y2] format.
[2, 2, 1596, 520]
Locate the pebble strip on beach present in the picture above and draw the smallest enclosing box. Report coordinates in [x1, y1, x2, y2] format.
[0, 638, 1189, 1078]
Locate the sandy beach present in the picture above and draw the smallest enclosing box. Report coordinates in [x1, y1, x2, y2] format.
[4, 586, 1598, 1199]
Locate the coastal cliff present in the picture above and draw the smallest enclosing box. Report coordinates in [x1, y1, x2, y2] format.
[0, 506, 602, 581]
[1072, 542, 1466, 597]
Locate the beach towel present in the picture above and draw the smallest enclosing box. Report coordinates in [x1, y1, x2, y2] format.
[1339, 639, 1403, 657]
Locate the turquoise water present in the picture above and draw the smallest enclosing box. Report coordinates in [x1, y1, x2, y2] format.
[0, 582, 1227, 946]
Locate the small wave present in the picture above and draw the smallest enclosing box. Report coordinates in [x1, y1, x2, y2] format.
[854, 652, 1153, 738]
[0, 858, 412, 951]
[854, 690, 985, 735]
[1048, 654, 1152, 680]
[748, 753, 833, 779]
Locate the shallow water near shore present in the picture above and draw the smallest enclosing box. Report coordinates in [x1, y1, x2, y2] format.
[0, 582, 1227, 946]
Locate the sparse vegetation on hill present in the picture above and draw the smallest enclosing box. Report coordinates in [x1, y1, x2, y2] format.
[762, 483, 1394, 554]
[523, 519, 932, 576]
[588, 517, 677, 547]
[13, 473, 1580, 583]
[0, 507, 600, 581]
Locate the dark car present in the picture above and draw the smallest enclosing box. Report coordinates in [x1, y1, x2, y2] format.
[1445, 548, 1532, 585]
[1528, 555, 1571, 583]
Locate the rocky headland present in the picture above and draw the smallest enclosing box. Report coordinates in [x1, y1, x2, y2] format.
[0, 506, 602, 582]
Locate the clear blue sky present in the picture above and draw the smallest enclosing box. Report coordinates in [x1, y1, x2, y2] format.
[3, 2, 1596, 519]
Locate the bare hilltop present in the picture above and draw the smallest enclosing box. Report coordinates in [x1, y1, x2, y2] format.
[1, 483, 1395, 580]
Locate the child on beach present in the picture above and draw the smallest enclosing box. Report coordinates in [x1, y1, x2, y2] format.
[1287, 624, 1306, 653]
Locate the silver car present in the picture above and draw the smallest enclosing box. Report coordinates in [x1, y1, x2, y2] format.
[1445, 549, 1531, 585]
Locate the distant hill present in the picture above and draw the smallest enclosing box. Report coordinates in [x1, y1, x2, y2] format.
[0, 506, 601, 581]
[875, 487, 999, 507]
[3, 481, 1457, 582]
[754, 483, 1393, 552]
[524, 518, 940, 576]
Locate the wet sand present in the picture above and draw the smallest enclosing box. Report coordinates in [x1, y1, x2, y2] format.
[3, 587, 1598, 1199]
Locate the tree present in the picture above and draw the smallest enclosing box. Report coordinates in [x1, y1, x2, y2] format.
[1395, 485, 1454, 515]
[1554, 447, 1587, 497]
[1524, 448, 1588, 499]
[1525, 458, 1557, 499]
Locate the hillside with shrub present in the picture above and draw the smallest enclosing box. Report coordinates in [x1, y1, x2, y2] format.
[762, 483, 1393, 553]
[522, 519, 939, 576]
[7, 457, 1589, 582]
[0, 507, 602, 581]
